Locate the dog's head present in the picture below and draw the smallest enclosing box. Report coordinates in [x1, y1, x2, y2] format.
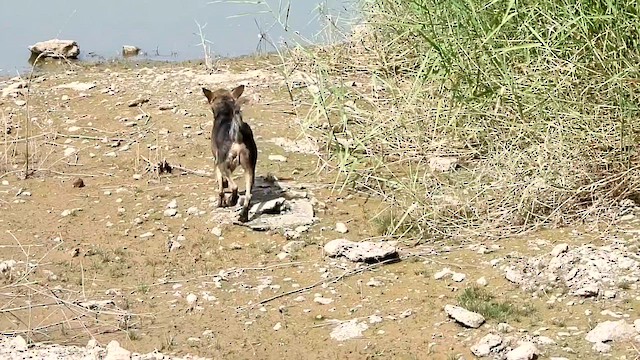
[202, 85, 245, 117]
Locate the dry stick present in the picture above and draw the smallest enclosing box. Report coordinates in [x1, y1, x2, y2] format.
[251, 256, 403, 308]
[23, 53, 47, 179]
[1, 315, 86, 337]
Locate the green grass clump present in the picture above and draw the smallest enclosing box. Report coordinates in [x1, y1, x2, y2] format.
[286, 0, 640, 240]
[457, 287, 524, 322]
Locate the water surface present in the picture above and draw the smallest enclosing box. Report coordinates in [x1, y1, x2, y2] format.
[0, 0, 355, 75]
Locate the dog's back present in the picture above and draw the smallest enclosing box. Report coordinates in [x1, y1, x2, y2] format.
[203, 85, 258, 222]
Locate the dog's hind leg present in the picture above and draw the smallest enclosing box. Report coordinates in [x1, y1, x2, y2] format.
[238, 163, 255, 223]
[226, 173, 239, 207]
[215, 166, 225, 208]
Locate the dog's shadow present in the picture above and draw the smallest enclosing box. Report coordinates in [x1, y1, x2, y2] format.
[223, 175, 288, 221]
[250, 175, 288, 204]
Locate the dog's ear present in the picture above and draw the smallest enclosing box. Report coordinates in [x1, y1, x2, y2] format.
[203, 87, 214, 103]
[231, 85, 245, 99]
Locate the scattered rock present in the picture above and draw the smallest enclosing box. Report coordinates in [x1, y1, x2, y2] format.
[128, 97, 149, 107]
[451, 272, 466, 282]
[324, 239, 398, 263]
[268, 154, 287, 162]
[9, 336, 27, 352]
[122, 45, 141, 57]
[334, 222, 348, 234]
[434, 268, 452, 280]
[1, 80, 27, 98]
[72, 178, 85, 188]
[168, 240, 182, 252]
[167, 199, 178, 209]
[211, 226, 223, 237]
[470, 334, 502, 357]
[55, 82, 96, 92]
[428, 156, 459, 172]
[250, 197, 286, 215]
[314, 296, 334, 305]
[505, 342, 538, 360]
[63, 147, 77, 157]
[535, 336, 555, 345]
[158, 102, 177, 110]
[505, 243, 640, 298]
[477, 277, 488, 286]
[505, 268, 525, 284]
[139, 232, 154, 239]
[585, 320, 637, 343]
[591, 342, 611, 353]
[245, 199, 316, 231]
[550, 243, 569, 257]
[273, 322, 282, 331]
[497, 323, 514, 333]
[164, 208, 178, 217]
[574, 283, 599, 297]
[444, 305, 485, 328]
[283, 241, 306, 253]
[186, 293, 198, 305]
[29, 39, 80, 58]
[104, 340, 130, 360]
[270, 137, 318, 155]
[61, 208, 81, 217]
[329, 320, 369, 341]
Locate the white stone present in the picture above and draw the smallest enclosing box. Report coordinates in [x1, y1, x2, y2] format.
[63, 147, 77, 157]
[505, 342, 538, 360]
[335, 222, 348, 234]
[314, 296, 334, 305]
[434, 268, 452, 280]
[163, 208, 178, 217]
[9, 335, 28, 352]
[324, 239, 397, 262]
[330, 320, 368, 341]
[268, 154, 288, 162]
[585, 320, 637, 343]
[104, 340, 131, 360]
[550, 243, 569, 257]
[211, 226, 223, 237]
[470, 333, 502, 357]
[186, 293, 198, 305]
[444, 305, 485, 328]
[29, 39, 80, 58]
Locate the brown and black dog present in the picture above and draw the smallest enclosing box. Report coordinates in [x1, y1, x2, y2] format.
[203, 85, 257, 222]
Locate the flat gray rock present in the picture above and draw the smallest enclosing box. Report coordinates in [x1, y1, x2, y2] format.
[329, 320, 369, 341]
[470, 333, 503, 357]
[505, 342, 538, 360]
[245, 199, 316, 231]
[324, 239, 398, 263]
[29, 39, 80, 58]
[444, 305, 485, 328]
[585, 320, 637, 343]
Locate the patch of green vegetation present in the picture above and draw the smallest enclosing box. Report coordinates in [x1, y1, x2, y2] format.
[457, 286, 533, 322]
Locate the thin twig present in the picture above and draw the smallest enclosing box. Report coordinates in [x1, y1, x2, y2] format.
[249, 256, 403, 308]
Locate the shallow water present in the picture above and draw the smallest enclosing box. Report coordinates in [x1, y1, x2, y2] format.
[0, 0, 355, 75]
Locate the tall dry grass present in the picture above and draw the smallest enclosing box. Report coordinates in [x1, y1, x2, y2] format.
[283, 0, 640, 240]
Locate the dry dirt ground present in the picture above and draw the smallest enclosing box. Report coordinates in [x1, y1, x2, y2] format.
[1, 57, 640, 360]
